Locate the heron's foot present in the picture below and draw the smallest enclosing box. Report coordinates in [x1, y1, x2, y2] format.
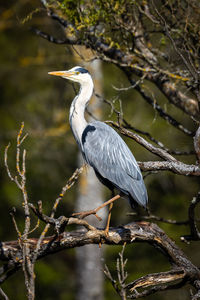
[102, 228, 109, 237]
[71, 195, 120, 222]
[71, 209, 102, 221]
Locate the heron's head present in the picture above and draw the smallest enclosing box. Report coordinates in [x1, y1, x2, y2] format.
[48, 66, 92, 85]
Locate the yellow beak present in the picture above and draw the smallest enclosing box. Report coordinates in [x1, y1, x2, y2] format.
[48, 71, 74, 77]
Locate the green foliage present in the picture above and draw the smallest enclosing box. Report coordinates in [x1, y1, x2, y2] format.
[58, 0, 81, 24]
[55, 0, 142, 51]
[55, 0, 200, 73]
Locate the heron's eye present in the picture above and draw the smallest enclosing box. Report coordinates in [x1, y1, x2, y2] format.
[76, 71, 80, 75]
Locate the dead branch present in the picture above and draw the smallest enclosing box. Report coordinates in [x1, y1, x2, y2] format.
[36, 1, 200, 121]
[127, 75, 194, 137]
[181, 192, 200, 242]
[129, 212, 189, 226]
[99, 93, 195, 157]
[128, 269, 185, 291]
[127, 268, 186, 299]
[103, 122, 200, 176]
[2, 123, 200, 297]
[31, 165, 85, 265]
[194, 126, 200, 163]
[31, 27, 79, 45]
[5, 123, 35, 299]
[138, 160, 200, 176]
[0, 287, 9, 300]
[96, 93, 169, 150]
[29, 203, 96, 232]
[104, 243, 128, 300]
[106, 121, 177, 162]
[1, 222, 200, 297]
[4, 125, 85, 299]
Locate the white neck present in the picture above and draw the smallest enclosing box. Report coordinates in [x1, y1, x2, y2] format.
[69, 78, 94, 149]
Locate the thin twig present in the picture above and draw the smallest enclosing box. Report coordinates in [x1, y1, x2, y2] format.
[112, 74, 146, 91]
[10, 208, 22, 243]
[0, 287, 9, 300]
[181, 192, 200, 241]
[29, 203, 97, 232]
[107, 121, 177, 162]
[5, 123, 34, 299]
[128, 210, 189, 226]
[32, 165, 85, 264]
[104, 244, 128, 300]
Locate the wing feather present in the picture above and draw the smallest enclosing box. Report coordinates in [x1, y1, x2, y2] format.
[82, 121, 148, 207]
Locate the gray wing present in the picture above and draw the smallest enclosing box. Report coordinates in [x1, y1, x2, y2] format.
[81, 121, 148, 207]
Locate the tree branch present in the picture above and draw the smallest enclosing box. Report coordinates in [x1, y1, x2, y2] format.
[127, 268, 186, 292]
[38, 1, 199, 120]
[106, 121, 177, 162]
[182, 192, 200, 242]
[31, 27, 80, 45]
[1, 222, 199, 296]
[139, 161, 200, 176]
[194, 126, 200, 163]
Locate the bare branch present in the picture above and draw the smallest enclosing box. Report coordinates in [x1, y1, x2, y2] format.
[194, 126, 200, 163]
[160, 81, 199, 118]
[96, 93, 170, 150]
[181, 192, 200, 242]
[188, 192, 200, 240]
[134, 83, 194, 137]
[128, 211, 189, 226]
[32, 165, 85, 264]
[139, 161, 200, 176]
[127, 269, 185, 292]
[10, 208, 22, 241]
[29, 202, 97, 232]
[31, 27, 80, 45]
[106, 121, 177, 162]
[104, 243, 128, 300]
[1, 222, 200, 295]
[112, 74, 146, 92]
[127, 277, 187, 299]
[4, 123, 34, 299]
[192, 281, 200, 300]
[0, 287, 9, 300]
[39, 2, 199, 120]
[151, 0, 199, 82]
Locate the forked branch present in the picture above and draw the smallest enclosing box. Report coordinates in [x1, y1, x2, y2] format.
[0, 222, 200, 298]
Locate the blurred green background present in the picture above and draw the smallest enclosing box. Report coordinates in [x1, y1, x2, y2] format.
[0, 1, 199, 299]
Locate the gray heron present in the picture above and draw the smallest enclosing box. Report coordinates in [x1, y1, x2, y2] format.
[48, 66, 148, 230]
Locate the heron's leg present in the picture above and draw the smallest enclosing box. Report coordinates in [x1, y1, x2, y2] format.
[72, 194, 120, 220]
[104, 202, 114, 236]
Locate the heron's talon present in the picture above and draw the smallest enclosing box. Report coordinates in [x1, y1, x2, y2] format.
[103, 229, 109, 237]
[94, 213, 102, 221]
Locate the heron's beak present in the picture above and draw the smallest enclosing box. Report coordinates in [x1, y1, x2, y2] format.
[48, 71, 74, 77]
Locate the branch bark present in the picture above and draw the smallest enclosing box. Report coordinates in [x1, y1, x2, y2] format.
[139, 161, 200, 176]
[1, 222, 200, 297]
[194, 126, 200, 163]
[35, 3, 199, 120]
